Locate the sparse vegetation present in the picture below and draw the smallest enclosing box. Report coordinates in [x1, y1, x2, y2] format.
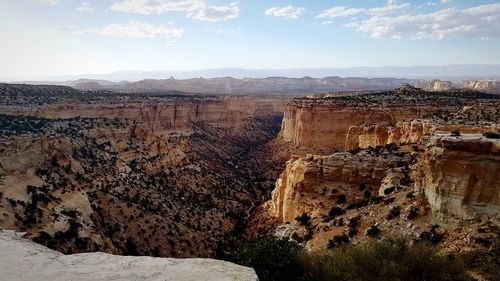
[230, 236, 305, 281]
[419, 225, 444, 244]
[301, 237, 471, 281]
[231, 236, 471, 281]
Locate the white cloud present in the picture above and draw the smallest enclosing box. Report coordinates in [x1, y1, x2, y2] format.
[441, 0, 451, 3]
[41, 0, 60, 5]
[76, 2, 93, 12]
[109, 0, 203, 14]
[58, 21, 183, 40]
[353, 4, 500, 39]
[265, 5, 305, 19]
[109, 0, 239, 22]
[343, 22, 359, 28]
[100, 21, 183, 38]
[186, 2, 239, 22]
[317, 0, 411, 19]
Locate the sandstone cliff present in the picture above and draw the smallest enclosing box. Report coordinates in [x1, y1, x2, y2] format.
[0, 98, 285, 134]
[0, 229, 257, 281]
[271, 150, 411, 223]
[460, 80, 500, 93]
[344, 120, 433, 151]
[280, 89, 500, 153]
[416, 135, 500, 222]
[414, 80, 453, 91]
[0, 83, 286, 134]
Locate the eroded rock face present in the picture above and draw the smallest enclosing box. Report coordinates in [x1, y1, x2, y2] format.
[278, 88, 490, 153]
[0, 99, 284, 134]
[271, 151, 409, 223]
[344, 121, 433, 151]
[281, 105, 403, 152]
[460, 80, 500, 93]
[414, 80, 453, 91]
[0, 84, 286, 134]
[416, 135, 500, 222]
[0, 229, 258, 281]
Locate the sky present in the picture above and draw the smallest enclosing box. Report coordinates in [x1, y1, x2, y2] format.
[1, 0, 500, 79]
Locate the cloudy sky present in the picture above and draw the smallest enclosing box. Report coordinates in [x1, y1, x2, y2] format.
[1, 0, 500, 78]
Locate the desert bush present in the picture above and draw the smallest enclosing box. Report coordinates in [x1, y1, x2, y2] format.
[419, 225, 444, 244]
[328, 207, 344, 218]
[232, 236, 471, 281]
[337, 194, 347, 204]
[462, 232, 500, 281]
[230, 236, 306, 281]
[327, 234, 350, 249]
[365, 224, 381, 238]
[300, 237, 471, 281]
[295, 213, 311, 226]
[483, 131, 500, 139]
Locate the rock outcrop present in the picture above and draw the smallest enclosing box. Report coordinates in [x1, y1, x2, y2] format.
[460, 80, 500, 93]
[0, 229, 257, 281]
[0, 100, 284, 134]
[0, 83, 286, 134]
[414, 80, 453, 91]
[416, 135, 500, 222]
[344, 121, 432, 151]
[280, 88, 500, 153]
[271, 151, 410, 223]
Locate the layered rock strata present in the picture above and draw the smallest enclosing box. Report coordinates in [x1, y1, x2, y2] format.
[0, 84, 286, 134]
[281, 88, 500, 153]
[271, 150, 410, 223]
[417, 135, 500, 222]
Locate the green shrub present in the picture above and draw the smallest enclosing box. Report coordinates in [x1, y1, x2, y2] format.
[462, 233, 500, 281]
[230, 236, 307, 281]
[300, 237, 471, 281]
[328, 206, 344, 218]
[295, 213, 311, 226]
[232, 236, 471, 281]
[327, 234, 350, 249]
[483, 131, 500, 139]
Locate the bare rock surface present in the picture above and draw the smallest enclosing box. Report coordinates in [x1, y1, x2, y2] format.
[417, 134, 500, 221]
[0, 229, 257, 281]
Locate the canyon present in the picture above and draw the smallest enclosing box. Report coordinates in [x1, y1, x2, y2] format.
[250, 85, 500, 255]
[0, 82, 499, 280]
[0, 83, 287, 257]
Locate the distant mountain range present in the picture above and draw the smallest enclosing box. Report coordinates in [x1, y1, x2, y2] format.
[5, 64, 500, 82]
[5, 76, 493, 96]
[2, 65, 499, 95]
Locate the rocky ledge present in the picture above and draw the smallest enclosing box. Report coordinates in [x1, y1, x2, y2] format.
[0, 229, 257, 281]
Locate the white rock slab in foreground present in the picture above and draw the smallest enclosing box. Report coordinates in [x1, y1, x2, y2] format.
[0, 230, 257, 281]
